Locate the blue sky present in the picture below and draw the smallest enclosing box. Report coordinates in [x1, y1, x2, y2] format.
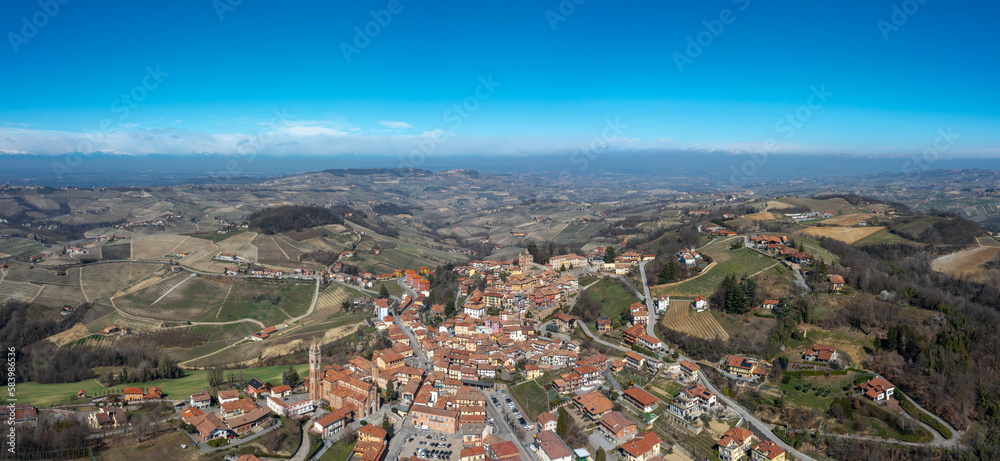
[0, 0, 998, 158]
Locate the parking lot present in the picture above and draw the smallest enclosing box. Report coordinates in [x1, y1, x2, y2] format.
[398, 432, 462, 461]
[489, 389, 535, 432]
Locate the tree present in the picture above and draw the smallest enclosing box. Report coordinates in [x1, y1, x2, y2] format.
[604, 247, 616, 263]
[207, 368, 224, 388]
[659, 259, 677, 283]
[596, 447, 607, 461]
[381, 416, 394, 441]
[556, 407, 569, 436]
[283, 366, 299, 387]
[385, 381, 397, 401]
[379, 285, 390, 298]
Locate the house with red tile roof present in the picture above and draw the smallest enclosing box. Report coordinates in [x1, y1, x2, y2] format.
[750, 440, 786, 461]
[716, 426, 756, 461]
[859, 376, 895, 403]
[803, 344, 837, 362]
[598, 411, 637, 444]
[622, 387, 659, 413]
[617, 430, 662, 461]
[487, 440, 520, 461]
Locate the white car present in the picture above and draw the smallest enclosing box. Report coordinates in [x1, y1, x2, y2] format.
[180, 444, 188, 449]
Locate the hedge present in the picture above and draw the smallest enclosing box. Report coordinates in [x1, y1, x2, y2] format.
[897, 391, 953, 439]
[784, 370, 847, 378]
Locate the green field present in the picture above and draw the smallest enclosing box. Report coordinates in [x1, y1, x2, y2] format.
[215, 279, 315, 325]
[318, 437, 355, 461]
[853, 228, 912, 245]
[511, 380, 549, 421]
[181, 229, 246, 243]
[581, 278, 640, 328]
[19, 364, 309, 407]
[652, 248, 776, 298]
[115, 276, 314, 325]
[780, 371, 858, 411]
[373, 280, 405, 299]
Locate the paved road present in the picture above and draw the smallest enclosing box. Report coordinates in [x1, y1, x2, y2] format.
[290, 414, 320, 461]
[633, 236, 816, 461]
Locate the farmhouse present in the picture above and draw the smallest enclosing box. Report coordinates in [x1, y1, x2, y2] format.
[829, 274, 845, 291]
[693, 296, 709, 312]
[596, 317, 612, 333]
[803, 344, 837, 362]
[859, 376, 895, 403]
[761, 299, 778, 310]
[88, 408, 126, 429]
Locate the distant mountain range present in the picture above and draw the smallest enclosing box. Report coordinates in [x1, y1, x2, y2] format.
[1, 151, 999, 188]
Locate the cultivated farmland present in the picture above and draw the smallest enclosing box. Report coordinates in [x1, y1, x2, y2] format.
[800, 226, 885, 244]
[660, 300, 729, 341]
[0, 280, 43, 303]
[651, 247, 776, 298]
[80, 262, 164, 301]
[931, 237, 1000, 277]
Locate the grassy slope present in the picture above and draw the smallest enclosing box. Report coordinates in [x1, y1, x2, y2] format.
[20, 364, 309, 407]
[585, 279, 640, 328]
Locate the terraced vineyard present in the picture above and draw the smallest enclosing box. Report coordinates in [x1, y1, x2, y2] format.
[660, 300, 729, 341]
[314, 283, 368, 311]
[0, 280, 43, 303]
[4, 266, 79, 285]
[80, 262, 164, 301]
[113, 273, 199, 319]
[0, 238, 45, 257]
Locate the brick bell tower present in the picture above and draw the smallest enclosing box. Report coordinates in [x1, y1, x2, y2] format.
[308, 339, 322, 402]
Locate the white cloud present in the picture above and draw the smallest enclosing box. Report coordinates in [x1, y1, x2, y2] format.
[378, 120, 412, 130]
[0, 124, 991, 158]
